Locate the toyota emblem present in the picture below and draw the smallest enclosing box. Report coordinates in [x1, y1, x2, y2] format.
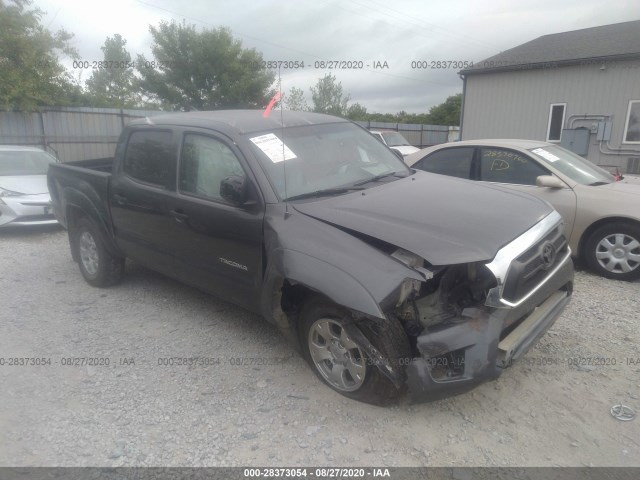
[541, 242, 556, 270]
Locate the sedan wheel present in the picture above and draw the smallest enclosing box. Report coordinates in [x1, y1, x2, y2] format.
[586, 223, 640, 281]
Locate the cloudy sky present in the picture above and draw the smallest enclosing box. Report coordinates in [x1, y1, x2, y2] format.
[37, 0, 638, 113]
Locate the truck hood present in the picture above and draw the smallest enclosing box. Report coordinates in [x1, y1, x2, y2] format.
[292, 171, 554, 266]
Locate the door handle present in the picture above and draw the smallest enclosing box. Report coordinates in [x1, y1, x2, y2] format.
[170, 209, 189, 223]
[113, 193, 128, 205]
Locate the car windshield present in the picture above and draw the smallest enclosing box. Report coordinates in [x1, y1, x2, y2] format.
[528, 145, 615, 185]
[382, 132, 411, 147]
[0, 150, 56, 176]
[246, 122, 410, 200]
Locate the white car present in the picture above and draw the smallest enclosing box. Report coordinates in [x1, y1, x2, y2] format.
[370, 130, 420, 157]
[0, 146, 58, 227]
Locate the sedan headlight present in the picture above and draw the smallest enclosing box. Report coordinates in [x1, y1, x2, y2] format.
[0, 188, 23, 204]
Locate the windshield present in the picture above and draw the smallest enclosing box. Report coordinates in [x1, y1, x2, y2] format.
[528, 145, 615, 185]
[0, 150, 56, 176]
[246, 123, 410, 200]
[382, 131, 411, 147]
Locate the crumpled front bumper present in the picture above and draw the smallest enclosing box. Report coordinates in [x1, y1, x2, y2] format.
[407, 254, 573, 402]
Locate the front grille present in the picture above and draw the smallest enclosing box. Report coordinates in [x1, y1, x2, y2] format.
[502, 225, 568, 302]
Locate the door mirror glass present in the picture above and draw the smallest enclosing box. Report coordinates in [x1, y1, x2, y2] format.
[220, 175, 248, 204]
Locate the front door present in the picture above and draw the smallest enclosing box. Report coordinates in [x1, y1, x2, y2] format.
[168, 131, 264, 311]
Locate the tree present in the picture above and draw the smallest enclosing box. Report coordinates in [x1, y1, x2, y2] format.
[310, 73, 350, 116]
[425, 93, 462, 126]
[136, 21, 274, 111]
[345, 102, 367, 121]
[85, 34, 140, 108]
[0, 0, 81, 110]
[284, 86, 308, 111]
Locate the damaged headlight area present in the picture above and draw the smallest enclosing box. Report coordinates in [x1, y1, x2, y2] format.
[385, 213, 573, 401]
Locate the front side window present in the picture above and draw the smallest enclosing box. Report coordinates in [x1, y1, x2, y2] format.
[480, 147, 549, 186]
[179, 134, 244, 201]
[123, 130, 174, 187]
[623, 100, 640, 144]
[413, 147, 474, 179]
[546, 103, 566, 142]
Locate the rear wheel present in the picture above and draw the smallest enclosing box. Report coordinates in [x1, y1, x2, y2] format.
[299, 297, 410, 405]
[75, 218, 124, 287]
[585, 223, 640, 281]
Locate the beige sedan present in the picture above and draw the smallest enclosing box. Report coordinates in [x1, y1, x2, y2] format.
[406, 139, 640, 281]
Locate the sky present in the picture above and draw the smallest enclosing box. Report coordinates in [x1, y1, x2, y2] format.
[37, 0, 639, 113]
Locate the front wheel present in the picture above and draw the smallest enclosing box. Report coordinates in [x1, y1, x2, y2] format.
[298, 297, 410, 405]
[585, 223, 640, 281]
[75, 218, 124, 287]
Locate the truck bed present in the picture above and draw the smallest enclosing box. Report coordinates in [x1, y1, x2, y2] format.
[47, 157, 114, 230]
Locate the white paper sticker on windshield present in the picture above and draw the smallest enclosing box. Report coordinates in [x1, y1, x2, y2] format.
[531, 148, 560, 162]
[249, 133, 297, 163]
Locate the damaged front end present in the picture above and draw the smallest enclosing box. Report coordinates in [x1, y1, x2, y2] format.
[386, 211, 574, 402]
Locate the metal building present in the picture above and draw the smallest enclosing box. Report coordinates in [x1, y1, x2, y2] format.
[459, 20, 640, 173]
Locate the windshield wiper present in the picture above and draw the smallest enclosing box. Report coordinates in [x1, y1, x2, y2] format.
[285, 186, 365, 201]
[588, 181, 610, 186]
[352, 171, 404, 186]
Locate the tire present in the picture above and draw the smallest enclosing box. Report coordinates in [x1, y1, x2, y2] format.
[298, 297, 411, 405]
[585, 223, 640, 281]
[74, 218, 124, 287]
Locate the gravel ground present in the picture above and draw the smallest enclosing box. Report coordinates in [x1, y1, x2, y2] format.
[1, 225, 639, 467]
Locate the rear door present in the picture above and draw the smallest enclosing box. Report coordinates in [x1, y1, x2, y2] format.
[477, 146, 577, 237]
[109, 128, 179, 276]
[168, 130, 265, 311]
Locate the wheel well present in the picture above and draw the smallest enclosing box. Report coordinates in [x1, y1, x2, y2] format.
[578, 217, 640, 258]
[280, 280, 316, 320]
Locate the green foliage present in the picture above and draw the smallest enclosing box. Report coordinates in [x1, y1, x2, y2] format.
[345, 102, 368, 121]
[425, 93, 462, 126]
[85, 34, 140, 108]
[310, 73, 350, 116]
[136, 21, 274, 111]
[284, 86, 309, 111]
[0, 0, 82, 110]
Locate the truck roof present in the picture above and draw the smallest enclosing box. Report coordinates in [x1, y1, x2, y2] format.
[128, 110, 348, 135]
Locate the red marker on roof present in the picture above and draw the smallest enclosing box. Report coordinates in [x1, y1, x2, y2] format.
[263, 92, 282, 118]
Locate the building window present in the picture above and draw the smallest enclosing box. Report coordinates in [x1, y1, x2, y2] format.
[546, 103, 566, 142]
[623, 100, 640, 144]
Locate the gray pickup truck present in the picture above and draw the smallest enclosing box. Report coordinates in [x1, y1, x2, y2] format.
[48, 110, 574, 404]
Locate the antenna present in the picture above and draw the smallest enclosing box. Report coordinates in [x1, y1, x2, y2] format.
[277, 67, 289, 216]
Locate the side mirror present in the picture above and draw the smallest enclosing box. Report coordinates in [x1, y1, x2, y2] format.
[220, 175, 249, 205]
[536, 175, 565, 189]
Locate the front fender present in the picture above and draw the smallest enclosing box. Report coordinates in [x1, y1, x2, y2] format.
[261, 248, 386, 326]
